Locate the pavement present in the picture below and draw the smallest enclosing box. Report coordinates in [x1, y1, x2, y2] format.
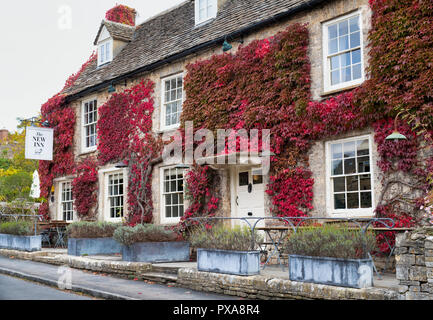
[0, 255, 239, 300]
[0, 274, 93, 300]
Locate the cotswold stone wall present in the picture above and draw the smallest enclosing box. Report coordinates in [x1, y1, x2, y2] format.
[395, 227, 433, 300]
[177, 268, 398, 300]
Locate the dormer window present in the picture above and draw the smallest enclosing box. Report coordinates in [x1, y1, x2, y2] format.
[195, 0, 217, 25]
[98, 39, 113, 66]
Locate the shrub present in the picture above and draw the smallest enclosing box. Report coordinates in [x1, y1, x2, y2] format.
[113, 224, 179, 246]
[189, 225, 263, 251]
[282, 225, 377, 259]
[66, 221, 122, 239]
[0, 221, 34, 236]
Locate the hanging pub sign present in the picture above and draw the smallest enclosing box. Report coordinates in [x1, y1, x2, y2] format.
[25, 127, 54, 161]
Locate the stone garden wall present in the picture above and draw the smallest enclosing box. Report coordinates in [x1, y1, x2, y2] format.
[395, 227, 433, 300]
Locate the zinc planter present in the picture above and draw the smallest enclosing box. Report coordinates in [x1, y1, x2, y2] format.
[68, 238, 122, 256]
[0, 234, 42, 252]
[197, 248, 260, 276]
[288, 254, 374, 289]
[121, 241, 190, 263]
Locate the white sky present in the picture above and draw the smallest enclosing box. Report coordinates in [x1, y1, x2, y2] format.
[0, 0, 186, 132]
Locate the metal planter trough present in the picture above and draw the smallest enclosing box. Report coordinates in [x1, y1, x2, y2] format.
[289, 254, 374, 289]
[68, 238, 123, 256]
[197, 248, 260, 276]
[0, 234, 42, 252]
[121, 241, 190, 263]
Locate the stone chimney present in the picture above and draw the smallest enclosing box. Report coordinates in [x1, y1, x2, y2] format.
[0, 129, 8, 142]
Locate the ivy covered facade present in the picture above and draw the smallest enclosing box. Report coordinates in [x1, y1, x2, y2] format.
[39, 0, 433, 252]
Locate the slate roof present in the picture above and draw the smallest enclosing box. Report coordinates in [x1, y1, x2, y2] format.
[63, 0, 326, 99]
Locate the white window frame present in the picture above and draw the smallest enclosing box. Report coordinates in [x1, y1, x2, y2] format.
[160, 73, 184, 131]
[81, 98, 98, 153]
[160, 166, 187, 224]
[322, 10, 364, 94]
[97, 38, 113, 66]
[104, 169, 127, 222]
[195, 0, 218, 26]
[58, 180, 75, 222]
[325, 134, 375, 217]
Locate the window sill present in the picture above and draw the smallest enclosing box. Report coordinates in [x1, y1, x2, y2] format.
[321, 82, 363, 98]
[79, 148, 97, 156]
[194, 17, 216, 28]
[157, 126, 181, 134]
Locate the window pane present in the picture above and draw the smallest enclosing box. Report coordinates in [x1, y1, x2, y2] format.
[331, 70, 340, 85]
[350, 31, 361, 48]
[344, 158, 356, 174]
[330, 56, 340, 70]
[332, 159, 343, 175]
[170, 90, 176, 101]
[329, 39, 338, 55]
[353, 64, 362, 80]
[331, 144, 342, 159]
[165, 195, 171, 205]
[347, 193, 359, 209]
[339, 35, 349, 51]
[106, 42, 110, 60]
[172, 206, 179, 218]
[178, 179, 184, 192]
[239, 172, 249, 186]
[359, 174, 371, 190]
[253, 174, 263, 185]
[334, 194, 346, 209]
[339, 20, 349, 36]
[341, 52, 351, 67]
[358, 156, 370, 173]
[328, 24, 338, 39]
[352, 49, 361, 64]
[343, 141, 356, 158]
[333, 177, 345, 192]
[342, 67, 351, 82]
[166, 206, 171, 218]
[346, 176, 359, 192]
[357, 139, 369, 156]
[349, 16, 360, 33]
[361, 192, 372, 208]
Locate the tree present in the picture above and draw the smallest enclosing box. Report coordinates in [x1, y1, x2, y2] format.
[0, 126, 38, 203]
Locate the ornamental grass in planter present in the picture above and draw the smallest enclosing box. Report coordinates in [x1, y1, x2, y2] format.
[0, 221, 34, 236]
[282, 225, 377, 288]
[113, 224, 190, 263]
[189, 225, 263, 276]
[0, 221, 41, 252]
[66, 221, 123, 256]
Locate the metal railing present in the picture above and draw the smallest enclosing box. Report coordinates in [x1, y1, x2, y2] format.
[0, 211, 44, 236]
[184, 216, 395, 251]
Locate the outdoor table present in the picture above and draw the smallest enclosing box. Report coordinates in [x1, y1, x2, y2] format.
[256, 226, 290, 271]
[37, 221, 70, 248]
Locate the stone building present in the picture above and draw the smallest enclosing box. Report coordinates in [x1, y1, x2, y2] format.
[43, 0, 430, 230]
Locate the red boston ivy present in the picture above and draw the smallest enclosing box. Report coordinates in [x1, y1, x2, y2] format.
[105, 5, 136, 26]
[98, 80, 156, 225]
[72, 157, 99, 219]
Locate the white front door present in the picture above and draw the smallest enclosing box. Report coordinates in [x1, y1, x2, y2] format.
[232, 167, 265, 228]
